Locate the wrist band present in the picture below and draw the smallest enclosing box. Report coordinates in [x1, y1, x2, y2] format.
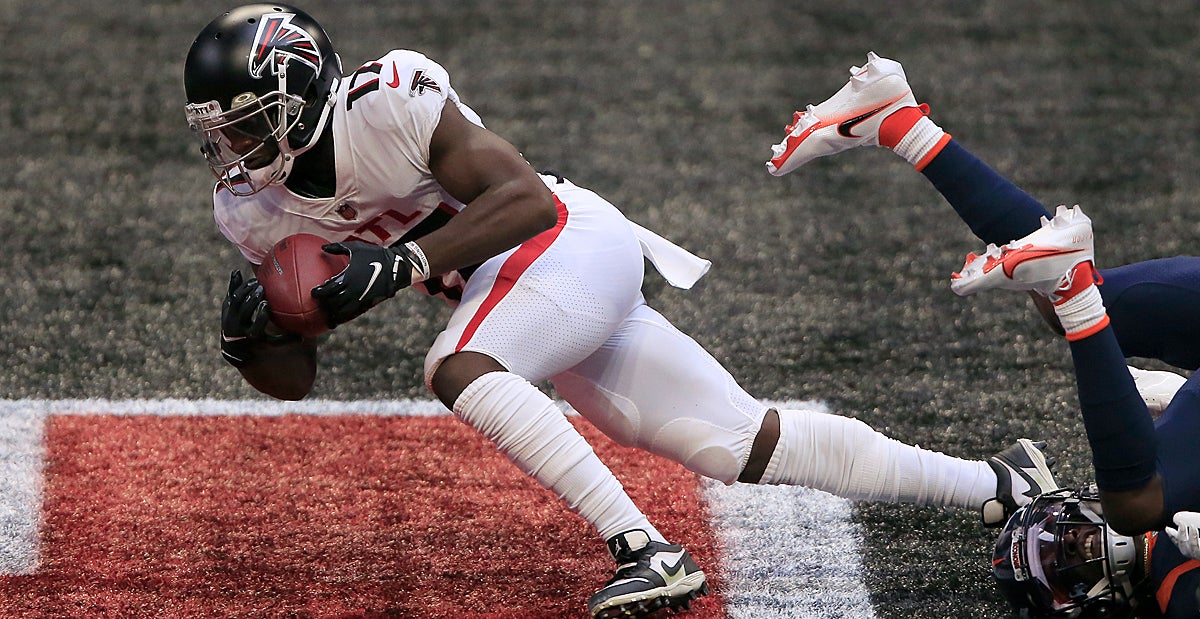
[404, 241, 430, 283]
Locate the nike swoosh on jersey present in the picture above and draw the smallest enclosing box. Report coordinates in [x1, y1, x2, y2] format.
[386, 62, 402, 89]
[359, 261, 384, 301]
[981, 245, 1085, 278]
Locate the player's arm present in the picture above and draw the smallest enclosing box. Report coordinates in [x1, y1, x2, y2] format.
[418, 101, 558, 276]
[1100, 474, 1166, 536]
[221, 267, 318, 401]
[312, 101, 557, 327]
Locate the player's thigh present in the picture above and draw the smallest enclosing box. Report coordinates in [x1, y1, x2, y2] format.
[424, 191, 645, 387]
[1155, 377, 1200, 517]
[550, 304, 768, 484]
[1101, 257, 1200, 370]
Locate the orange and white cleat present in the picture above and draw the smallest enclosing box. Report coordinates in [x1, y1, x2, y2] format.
[766, 51, 918, 176]
[951, 205, 1095, 298]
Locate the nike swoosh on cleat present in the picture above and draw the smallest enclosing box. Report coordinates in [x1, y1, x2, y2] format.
[836, 103, 891, 138]
[981, 245, 1086, 279]
[652, 551, 689, 582]
[359, 261, 383, 301]
[661, 557, 686, 580]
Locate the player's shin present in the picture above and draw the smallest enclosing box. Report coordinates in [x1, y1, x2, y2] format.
[453, 371, 664, 543]
[757, 408, 995, 509]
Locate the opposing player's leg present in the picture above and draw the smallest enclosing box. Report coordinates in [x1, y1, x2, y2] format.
[951, 207, 1173, 534]
[766, 52, 1048, 245]
[551, 303, 1058, 535]
[1095, 257, 1200, 371]
[766, 52, 936, 175]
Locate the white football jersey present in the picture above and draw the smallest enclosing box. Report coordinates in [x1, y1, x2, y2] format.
[212, 50, 485, 301]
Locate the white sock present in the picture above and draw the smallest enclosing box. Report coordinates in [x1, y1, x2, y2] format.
[1053, 283, 1107, 339]
[759, 408, 996, 508]
[893, 116, 947, 167]
[454, 371, 664, 543]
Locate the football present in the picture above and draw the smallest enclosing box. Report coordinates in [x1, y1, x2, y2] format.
[258, 233, 350, 337]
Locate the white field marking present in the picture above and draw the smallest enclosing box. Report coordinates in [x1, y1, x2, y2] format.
[0, 404, 45, 575]
[702, 401, 877, 618]
[0, 398, 875, 619]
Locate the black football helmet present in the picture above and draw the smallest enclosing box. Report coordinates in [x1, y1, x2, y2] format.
[992, 487, 1146, 618]
[184, 4, 341, 195]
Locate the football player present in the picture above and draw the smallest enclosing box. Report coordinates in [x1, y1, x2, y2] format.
[766, 53, 1200, 617]
[185, 10, 1058, 617]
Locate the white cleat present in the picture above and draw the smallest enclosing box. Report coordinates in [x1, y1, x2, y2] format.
[1128, 365, 1187, 415]
[950, 205, 1095, 298]
[766, 51, 918, 176]
[981, 438, 1059, 527]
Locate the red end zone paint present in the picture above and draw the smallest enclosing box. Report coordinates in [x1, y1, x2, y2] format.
[0, 414, 724, 618]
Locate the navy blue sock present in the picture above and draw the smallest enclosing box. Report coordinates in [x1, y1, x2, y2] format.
[1067, 327, 1159, 492]
[920, 140, 1051, 246]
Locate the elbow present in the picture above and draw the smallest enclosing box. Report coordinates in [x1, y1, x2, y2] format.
[532, 188, 559, 233]
[518, 178, 558, 234]
[1106, 512, 1158, 537]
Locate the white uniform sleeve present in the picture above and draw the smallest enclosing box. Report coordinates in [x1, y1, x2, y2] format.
[354, 50, 476, 175]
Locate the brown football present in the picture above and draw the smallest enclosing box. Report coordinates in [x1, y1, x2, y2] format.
[258, 233, 349, 337]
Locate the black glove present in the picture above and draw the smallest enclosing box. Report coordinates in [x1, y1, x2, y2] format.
[220, 270, 297, 367]
[311, 241, 422, 328]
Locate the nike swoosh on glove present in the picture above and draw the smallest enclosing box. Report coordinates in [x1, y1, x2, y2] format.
[311, 241, 420, 328]
[1165, 511, 1200, 561]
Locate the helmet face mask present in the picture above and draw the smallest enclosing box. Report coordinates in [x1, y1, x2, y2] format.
[993, 488, 1143, 618]
[185, 90, 301, 195]
[183, 4, 341, 196]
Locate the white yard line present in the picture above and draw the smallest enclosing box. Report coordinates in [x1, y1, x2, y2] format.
[0, 404, 45, 575]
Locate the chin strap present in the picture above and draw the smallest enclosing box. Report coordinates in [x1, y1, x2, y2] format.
[288, 75, 340, 157]
[267, 75, 340, 189]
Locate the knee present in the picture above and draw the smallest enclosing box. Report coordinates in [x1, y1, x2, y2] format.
[738, 408, 780, 484]
[430, 351, 507, 409]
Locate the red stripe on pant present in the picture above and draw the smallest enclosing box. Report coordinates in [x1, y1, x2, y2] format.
[455, 194, 569, 351]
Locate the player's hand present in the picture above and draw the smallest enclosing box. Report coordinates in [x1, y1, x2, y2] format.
[1165, 511, 1200, 561]
[311, 241, 420, 328]
[220, 270, 296, 367]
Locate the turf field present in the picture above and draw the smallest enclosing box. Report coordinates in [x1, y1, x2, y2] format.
[2, 1, 1198, 617]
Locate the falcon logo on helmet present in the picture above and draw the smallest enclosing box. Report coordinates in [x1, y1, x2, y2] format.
[248, 13, 321, 80]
